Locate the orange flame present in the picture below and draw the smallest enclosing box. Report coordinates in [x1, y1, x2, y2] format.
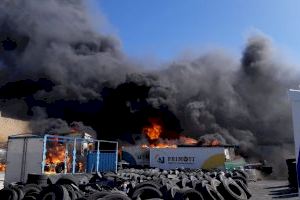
[180, 136, 198, 145]
[141, 121, 199, 148]
[44, 142, 70, 174]
[143, 123, 162, 140]
[211, 139, 221, 146]
[0, 163, 6, 172]
[141, 143, 177, 148]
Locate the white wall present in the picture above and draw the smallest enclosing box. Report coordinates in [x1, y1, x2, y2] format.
[289, 90, 300, 161]
[288, 89, 300, 192]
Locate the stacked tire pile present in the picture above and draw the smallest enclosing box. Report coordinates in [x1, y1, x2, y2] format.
[286, 158, 298, 189]
[0, 168, 251, 200]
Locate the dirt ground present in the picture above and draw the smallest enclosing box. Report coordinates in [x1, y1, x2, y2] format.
[248, 180, 299, 199]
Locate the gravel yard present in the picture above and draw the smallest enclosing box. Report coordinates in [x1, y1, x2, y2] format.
[248, 180, 299, 200]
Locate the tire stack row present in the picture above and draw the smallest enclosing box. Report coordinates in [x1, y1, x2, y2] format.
[286, 159, 298, 189]
[0, 168, 252, 200]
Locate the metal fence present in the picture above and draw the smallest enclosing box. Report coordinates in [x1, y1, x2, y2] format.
[42, 134, 118, 174]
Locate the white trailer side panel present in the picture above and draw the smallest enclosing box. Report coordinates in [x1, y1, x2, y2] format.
[289, 89, 300, 194]
[122, 146, 149, 166]
[150, 147, 225, 170]
[24, 138, 44, 182]
[5, 137, 44, 185]
[5, 138, 25, 185]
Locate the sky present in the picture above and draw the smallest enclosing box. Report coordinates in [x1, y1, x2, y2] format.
[87, 0, 300, 62]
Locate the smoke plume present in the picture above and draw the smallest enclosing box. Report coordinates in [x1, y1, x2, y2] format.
[0, 0, 298, 175]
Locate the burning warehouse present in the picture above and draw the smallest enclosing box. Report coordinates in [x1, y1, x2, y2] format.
[121, 121, 242, 170]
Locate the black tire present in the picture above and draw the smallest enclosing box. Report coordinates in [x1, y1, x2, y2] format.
[0, 188, 18, 200]
[159, 183, 176, 199]
[87, 191, 110, 200]
[23, 195, 38, 200]
[135, 180, 162, 190]
[200, 184, 224, 200]
[22, 184, 42, 197]
[176, 178, 188, 188]
[174, 188, 204, 200]
[56, 175, 80, 186]
[11, 186, 24, 200]
[232, 175, 247, 186]
[233, 170, 248, 180]
[131, 186, 163, 200]
[37, 185, 70, 200]
[217, 177, 247, 200]
[102, 193, 131, 200]
[27, 174, 49, 186]
[210, 178, 221, 190]
[89, 172, 103, 183]
[128, 180, 161, 197]
[144, 199, 163, 200]
[235, 180, 251, 199]
[74, 190, 84, 199]
[63, 184, 77, 200]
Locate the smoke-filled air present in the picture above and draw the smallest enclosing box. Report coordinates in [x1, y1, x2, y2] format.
[0, 0, 298, 175]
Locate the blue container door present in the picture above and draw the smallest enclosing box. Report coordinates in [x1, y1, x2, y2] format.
[87, 152, 116, 173]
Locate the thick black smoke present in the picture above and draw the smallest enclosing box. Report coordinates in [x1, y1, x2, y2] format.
[0, 0, 298, 175]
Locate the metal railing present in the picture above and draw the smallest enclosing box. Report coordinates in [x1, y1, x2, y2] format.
[41, 134, 118, 174]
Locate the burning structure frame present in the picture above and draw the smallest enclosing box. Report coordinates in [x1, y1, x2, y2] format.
[5, 134, 118, 184]
[41, 134, 119, 174]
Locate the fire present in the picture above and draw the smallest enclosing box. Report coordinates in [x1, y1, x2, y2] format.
[141, 143, 177, 148]
[0, 163, 6, 172]
[142, 122, 177, 148]
[44, 141, 70, 174]
[179, 136, 198, 145]
[44, 137, 85, 174]
[143, 123, 162, 140]
[141, 121, 199, 148]
[211, 139, 221, 146]
[199, 137, 222, 146]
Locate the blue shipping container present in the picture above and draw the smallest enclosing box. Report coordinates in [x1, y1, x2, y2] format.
[87, 151, 117, 173]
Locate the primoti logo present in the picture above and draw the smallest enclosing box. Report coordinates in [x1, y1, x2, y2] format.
[155, 154, 165, 164]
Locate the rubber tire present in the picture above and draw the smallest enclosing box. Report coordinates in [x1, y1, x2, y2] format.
[87, 191, 110, 200]
[63, 184, 77, 200]
[160, 183, 177, 199]
[12, 186, 24, 200]
[0, 188, 18, 200]
[56, 175, 80, 186]
[174, 188, 204, 200]
[23, 195, 38, 200]
[233, 170, 248, 180]
[131, 186, 163, 200]
[27, 174, 48, 186]
[102, 193, 131, 200]
[235, 180, 252, 199]
[37, 184, 70, 200]
[22, 184, 42, 197]
[129, 181, 162, 196]
[217, 177, 247, 200]
[200, 184, 224, 200]
[232, 175, 247, 186]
